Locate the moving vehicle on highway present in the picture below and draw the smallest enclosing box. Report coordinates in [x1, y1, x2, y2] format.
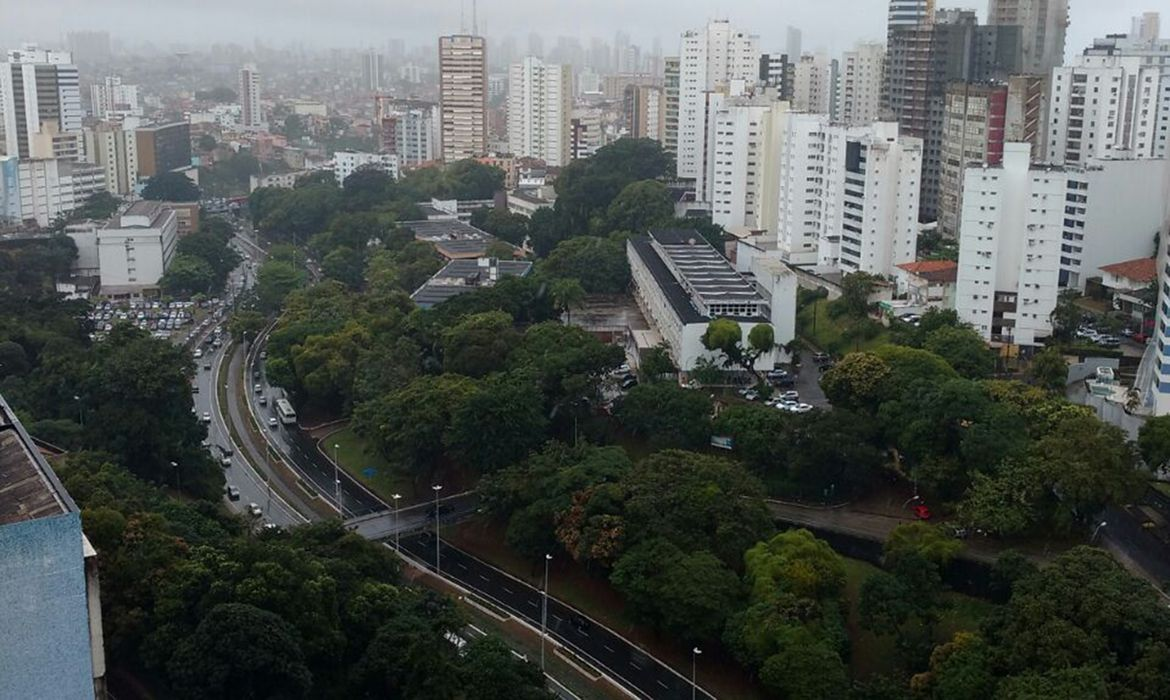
[275, 398, 297, 425]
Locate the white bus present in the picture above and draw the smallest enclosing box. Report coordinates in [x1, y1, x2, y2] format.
[275, 398, 297, 425]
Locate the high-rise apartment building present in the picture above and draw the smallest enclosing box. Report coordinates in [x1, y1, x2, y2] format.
[11, 157, 106, 227]
[90, 76, 140, 120]
[708, 92, 788, 234]
[1047, 52, 1169, 165]
[83, 122, 138, 195]
[836, 43, 886, 126]
[888, 0, 935, 28]
[758, 54, 795, 100]
[792, 53, 834, 114]
[1132, 12, 1161, 43]
[570, 108, 604, 160]
[677, 21, 760, 183]
[938, 76, 1044, 236]
[986, 0, 1069, 76]
[439, 35, 488, 162]
[238, 63, 262, 130]
[507, 57, 572, 166]
[663, 56, 681, 157]
[955, 143, 1170, 345]
[0, 46, 83, 160]
[375, 97, 440, 166]
[786, 27, 803, 61]
[361, 49, 382, 92]
[777, 118, 922, 275]
[135, 122, 192, 178]
[626, 84, 665, 140]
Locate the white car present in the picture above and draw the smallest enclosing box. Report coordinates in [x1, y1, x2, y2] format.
[248, 502, 262, 517]
[267, 417, 279, 428]
[201, 412, 212, 423]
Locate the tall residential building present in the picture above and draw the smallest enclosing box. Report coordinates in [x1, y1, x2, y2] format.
[1132, 12, 1161, 43]
[135, 122, 192, 178]
[361, 49, 382, 92]
[13, 158, 106, 227]
[1148, 223, 1170, 416]
[507, 57, 572, 166]
[955, 143, 1170, 345]
[0, 393, 107, 699]
[439, 35, 488, 162]
[238, 63, 262, 130]
[986, 0, 1069, 76]
[884, 10, 1024, 221]
[1046, 40, 1170, 165]
[0, 46, 83, 160]
[708, 92, 789, 234]
[83, 122, 138, 195]
[888, 0, 935, 28]
[786, 27, 803, 61]
[570, 108, 603, 160]
[90, 76, 140, 120]
[758, 54, 795, 100]
[625, 84, 665, 140]
[375, 97, 440, 166]
[677, 20, 760, 182]
[777, 118, 922, 276]
[938, 76, 1044, 236]
[662, 56, 681, 157]
[792, 53, 833, 114]
[836, 43, 886, 126]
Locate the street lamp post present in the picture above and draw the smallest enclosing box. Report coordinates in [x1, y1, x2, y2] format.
[74, 395, 83, 428]
[169, 460, 180, 493]
[541, 553, 552, 670]
[333, 443, 342, 519]
[1092, 520, 1108, 543]
[691, 647, 702, 700]
[391, 493, 402, 553]
[432, 484, 443, 574]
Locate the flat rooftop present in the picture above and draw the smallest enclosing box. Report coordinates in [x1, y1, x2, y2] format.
[0, 394, 76, 525]
[411, 257, 533, 308]
[649, 229, 766, 309]
[402, 219, 518, 260]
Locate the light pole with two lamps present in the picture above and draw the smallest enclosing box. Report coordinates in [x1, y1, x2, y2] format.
[541, 553, 552, 670]
[391, 493, 402, 552]
[332, 442, 342, 518]
[691, 647, 702, 700]
[432, 484, 443, 574]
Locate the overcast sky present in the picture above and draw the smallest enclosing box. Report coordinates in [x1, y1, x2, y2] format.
[4, 0, 1158, 57]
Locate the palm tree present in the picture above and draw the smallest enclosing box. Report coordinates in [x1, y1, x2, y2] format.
[549, 278, 586, 324]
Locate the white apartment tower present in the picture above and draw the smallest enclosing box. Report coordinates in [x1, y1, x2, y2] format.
[1132, 13, 1161, 43]
[0, 46, 83, 160]
[708, 93, 789, 234]
[835, 43, 886, 126]
[1046, 52, 1170, 165]
[82, 122, 138, 195]
[439, 35, 487, 162]
[663, 56, 681, 157]
[90, 76, 140, 120]
[777, 116, 922, 276]
[507, 57, 572, 166]
[956, 143, 1170, 345]
[792, 53, 834, 114]
[238, 64, 262, 130]
[677, 21, 760, 182]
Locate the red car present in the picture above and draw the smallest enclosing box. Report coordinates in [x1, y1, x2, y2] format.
[913, 504, 932, 520]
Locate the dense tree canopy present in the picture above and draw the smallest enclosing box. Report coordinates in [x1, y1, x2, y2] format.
[142, 172, 201, 202]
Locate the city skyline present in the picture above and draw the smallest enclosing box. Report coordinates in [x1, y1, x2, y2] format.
[6, 0, 1158, 60]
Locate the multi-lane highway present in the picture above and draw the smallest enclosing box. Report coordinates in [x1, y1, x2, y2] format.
[399, 533, 715, 700]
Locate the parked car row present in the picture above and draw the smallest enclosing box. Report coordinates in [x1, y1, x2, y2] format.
[1075, 325, 1121, 347]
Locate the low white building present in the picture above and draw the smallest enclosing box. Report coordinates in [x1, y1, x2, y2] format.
[627, 228, 795, 372]
[333, 150, 399, 186]
[249, 170, 311, 192]
[96, 201, 178, 292]
[894, 260, 959, 309]
[955, 143, 1170, 345]
[12, 158, 106, 227]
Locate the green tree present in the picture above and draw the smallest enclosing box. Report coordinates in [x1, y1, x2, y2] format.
[1028, 348, 1069, 392]
[820, 352, 893, 409]
[549, 277, 586, 323]
[321, 246, 366, 289]
[444, 159, 505, 199]
[227, 310, 267, 343]
[759, 634, 850, 700]
[71, 191, 122, 220]
[1049, 289, 1083, 342]
[166, 603, 312, 700]
[446, 374, 549, 472]
[459, 637, 554, 699]
[539, 235, 630, 293]
[175, 230, 242, 289]
[554, 138, 672, 234]
[470, 207, 531, 246]
[701, 318, 775, 377]
[507, 322, 624, 410]
[1138, 414, 1170, 469]
[602, 179, 674, 233]
[142, 172, 201, 202]
[610, 538, 740, 642]
[884, 522, 964, 570]
[923, 325, 995, 379]
[256, 260, 307, 312]
[616, 382, 712, 449]
[638, 344, 676, 381]
[160, 255, 215, 296]
[839, 272, 878, 317]
[440, 311, 520, 378]
[197, 134, 218, 151]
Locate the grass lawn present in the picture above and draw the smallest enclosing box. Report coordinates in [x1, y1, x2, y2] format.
[325, 426, 423, 504]
[797, 299, 890, 356]
[841, 558, 997, 679]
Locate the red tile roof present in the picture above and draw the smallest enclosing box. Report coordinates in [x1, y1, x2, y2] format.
[1099, 257, 1156, 283]
[895, 260, 958, 283]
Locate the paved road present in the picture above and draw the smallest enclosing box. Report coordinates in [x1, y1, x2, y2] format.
[400, 533, 713, 700]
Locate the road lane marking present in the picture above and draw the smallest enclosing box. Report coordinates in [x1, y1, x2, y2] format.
[502, 586, 513, 594]
[630, 661, 642, 670]
[478, 574, 490, 582]
[603, 644, 615, 653]
[457, 562, 468, 570]
[657, 680, 669, 690]
[528, 600, 538, 608]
